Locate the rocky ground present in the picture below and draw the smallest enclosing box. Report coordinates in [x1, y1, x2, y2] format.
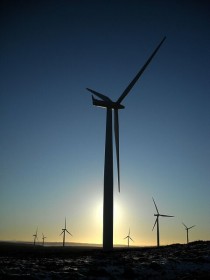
[0, 241, 210, 279]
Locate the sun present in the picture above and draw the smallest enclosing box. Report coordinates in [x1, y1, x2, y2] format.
[93, 198, 123, 245]
[94, 199, 122, 223]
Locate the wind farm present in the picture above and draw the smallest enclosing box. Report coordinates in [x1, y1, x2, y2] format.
[1, 0, 210, 278]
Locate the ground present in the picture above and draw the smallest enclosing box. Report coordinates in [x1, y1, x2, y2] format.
[0, 241, 210, 279]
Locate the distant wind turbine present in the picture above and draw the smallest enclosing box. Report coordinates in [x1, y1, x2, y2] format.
[42, 233, 47, 246]
[152, 197, 174, 247]
[33, 227, 38, 246]
[60, 218, 72, 247]
[124, 228, 134, 248]
[87, 37, 166, 251]
[182, 223, 195, 244]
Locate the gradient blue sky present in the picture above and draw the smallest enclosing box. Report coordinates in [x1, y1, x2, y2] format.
[0, 0, 210, 246]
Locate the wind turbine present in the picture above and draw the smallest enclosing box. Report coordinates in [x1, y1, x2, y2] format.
[182, 223, 195, 244]
[33, 227, 38, 246]
[42, 233, 47, 246]
[124, 228, 134, 248]
[60, 218, 72, 247]
[87, 37, 166, 251]
[152, 197, 174, 247]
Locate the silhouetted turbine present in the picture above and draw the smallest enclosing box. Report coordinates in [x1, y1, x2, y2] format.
[152, 197, 174, 247]
[42, 233, 46, 246]
[182, 223, 195, 244]
[60, 218, 72, 247]
[87, 37, 166, 251]
[33, 227, 38, 246]
[124, 228, 134, 248]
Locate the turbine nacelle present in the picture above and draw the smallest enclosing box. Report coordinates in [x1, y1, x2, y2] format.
[154, 214, 174, 217]
[182, 223, 195, 230]
[87, 88, 124, 109]
[92, 96, 125, 110]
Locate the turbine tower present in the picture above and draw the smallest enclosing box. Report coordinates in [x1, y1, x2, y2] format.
[87, 37, 166, 251]
[60, 217, 72, 247]
[152, 197, 174, 247]
[42, 233, 47, 246]
[182, 223, 195, 244]
[124, 228, 134, 248]
[33, 227, 38, 246]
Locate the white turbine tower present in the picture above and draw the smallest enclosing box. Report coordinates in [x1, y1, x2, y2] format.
[87, 37, 166, 251]
[124, 228, 134, 248]
[152, 197, 174, 247]
[60, 218, 72, 247]
[182, 223, 195, 244]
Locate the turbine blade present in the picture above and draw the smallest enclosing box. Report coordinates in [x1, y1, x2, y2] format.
[86, 88, 112, 102]
[114, 109, 120, 192]
[160, 214, 174, 217]
[130, 237, 134, 242]
[124, 236, 128, 239]
[128, 228, 130, 236]
[152, 217, 157, 231]
[60, 230, 64, 236]
[116, 37, 166, 104]
[66, 230, 72, 236]
[65, 217, 66, 229]
[189, 225, 195, 229]
[182, 222, 187, 229]
[152, 197, 159, 214]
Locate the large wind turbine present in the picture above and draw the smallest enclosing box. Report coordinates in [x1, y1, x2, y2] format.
[33, 227, 38, 246]
[182, 223, 195, 244]
[87, 37, 166, 251]
[124, 228, 134, 248]
[152, 197, 174, 247]
[60, 218, 72, 247]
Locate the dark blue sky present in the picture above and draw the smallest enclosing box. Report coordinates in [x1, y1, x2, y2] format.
[0, 0, 210, 245]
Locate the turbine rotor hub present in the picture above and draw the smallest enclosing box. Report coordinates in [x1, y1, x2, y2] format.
[92, 99, 125, 109]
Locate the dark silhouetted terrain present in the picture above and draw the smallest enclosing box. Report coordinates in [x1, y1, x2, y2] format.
[0, 240, 210, 279]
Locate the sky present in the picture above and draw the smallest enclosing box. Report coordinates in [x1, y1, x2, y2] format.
[0, 0, 210, 246]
